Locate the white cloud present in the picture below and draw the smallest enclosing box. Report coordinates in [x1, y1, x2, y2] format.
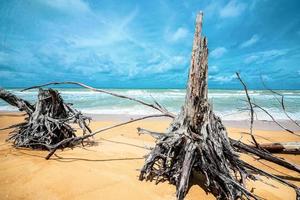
[210, 65, 219, 73]
[244, 55, 259, 64]
[0, 51, 8, 63]
[250, 0, 270, 10]
[0, 70, 37, 80]
[169, 27, 189, 42]
[63, 8, 138, 48]
[261, 75, 272, 81]
[42, 0, 91, 13]
[144, 55, 186, 74]
[220, 0, 247, 18]
[204, 2, 220, 18]
[260, 49, 287, 61]
[210, 47, 227, 58]
[240, 35, 260, 48]
[243, 49, 288, 64]
[209, 74, 236, 82]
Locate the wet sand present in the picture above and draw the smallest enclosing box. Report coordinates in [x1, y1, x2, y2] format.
[0, 112, 300, 200]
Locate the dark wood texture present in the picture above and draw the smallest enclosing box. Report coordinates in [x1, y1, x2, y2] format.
[0, 88, 91, 149]
[138, 12, 300, 200]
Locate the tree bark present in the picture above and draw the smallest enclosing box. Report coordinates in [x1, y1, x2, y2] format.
[253, 142, 300, 154]
[1, 88, 91, 150]
[139, 12, 259, 200]
[138, 11, 300, 200]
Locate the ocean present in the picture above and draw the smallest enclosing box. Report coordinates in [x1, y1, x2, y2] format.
[0, 88, 299, 121]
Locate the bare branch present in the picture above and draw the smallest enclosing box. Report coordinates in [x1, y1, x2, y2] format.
[261, 76, 300, 128]
[252, 102, 298, 136]
[230, 138, 300, 173]
[22, 82, 175, 118]
[45, 114, 169, 159]
[137, 127, 165, 139]
[239, 160, 300, 198]
[236, 72, 260, 148]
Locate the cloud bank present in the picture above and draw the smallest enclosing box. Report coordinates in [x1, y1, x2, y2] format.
[0, 0, 300, 89]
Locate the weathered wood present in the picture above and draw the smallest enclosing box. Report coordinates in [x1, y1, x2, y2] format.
[261, 79, 300, 128]
[236, 74, 297, 136]
[236, 72, 260, 147]
[1, 88, 91, 150]
[137, 128, 300, 174]
[258, 142, 300, 154]
[0, 88, 34, 114]
[45, 114, 168, 159]
[138, 12, 300, 200]
[139, 12, 258, 200]
[22, 82, 175, 118]
[231, 138, 300, 173]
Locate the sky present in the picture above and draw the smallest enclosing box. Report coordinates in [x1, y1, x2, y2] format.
[0, 0, 300, 89]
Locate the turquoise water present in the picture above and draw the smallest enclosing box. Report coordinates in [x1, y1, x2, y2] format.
[0, 88, 299, 120]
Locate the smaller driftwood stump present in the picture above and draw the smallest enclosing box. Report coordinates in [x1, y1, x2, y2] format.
[0, 88, 91, 149]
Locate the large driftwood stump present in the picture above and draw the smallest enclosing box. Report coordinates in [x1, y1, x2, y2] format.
[139, 12, 258, 200]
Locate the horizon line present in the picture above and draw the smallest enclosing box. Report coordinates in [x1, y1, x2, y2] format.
[2, 86, 300, 91]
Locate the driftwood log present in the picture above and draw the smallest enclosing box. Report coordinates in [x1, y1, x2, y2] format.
[0, 88, 91, 149]
[255, 142, 300, 154]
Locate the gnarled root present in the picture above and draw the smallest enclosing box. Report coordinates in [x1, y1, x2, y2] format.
[140, 110, 258, 200]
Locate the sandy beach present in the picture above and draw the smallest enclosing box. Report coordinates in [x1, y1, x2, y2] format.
[1, 0, 299, 199]
[0, 112, 300, 200]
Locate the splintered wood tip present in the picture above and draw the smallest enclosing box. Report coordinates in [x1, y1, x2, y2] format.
[196, 11, 203, 22]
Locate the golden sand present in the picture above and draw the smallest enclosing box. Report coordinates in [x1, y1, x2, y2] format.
[0, 112, 299, 200]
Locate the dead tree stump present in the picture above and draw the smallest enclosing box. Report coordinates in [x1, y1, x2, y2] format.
[139, 12, 258, 200]
[0, 88, 91, 149]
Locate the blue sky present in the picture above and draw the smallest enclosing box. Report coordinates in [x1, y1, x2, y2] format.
[0, 0, 300, 89]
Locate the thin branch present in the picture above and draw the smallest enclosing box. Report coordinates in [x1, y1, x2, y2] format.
[137, 127, 165, 139]
[22, 81, 175, 118]
[260, 76, 300, 128]
[251, 102, 298, 136]
[240, 160, 300, 198]
[236, 73, 260, 148]
[45, 114, 169, 159]
[230, 138, 300, 174]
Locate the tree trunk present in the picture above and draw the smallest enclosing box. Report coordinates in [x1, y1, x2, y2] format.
[139, 12, 257, 200]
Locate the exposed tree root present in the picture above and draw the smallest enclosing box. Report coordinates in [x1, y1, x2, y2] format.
[0, 88, 91, 149]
